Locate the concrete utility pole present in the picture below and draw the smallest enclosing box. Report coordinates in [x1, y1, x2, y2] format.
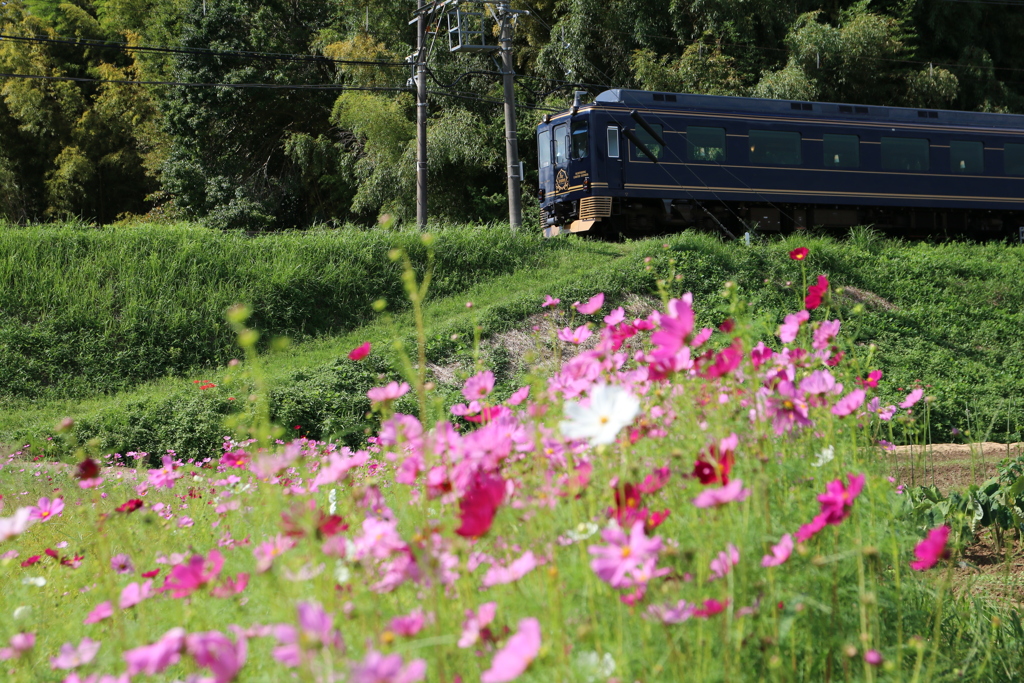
[497, 2, 522, 232]
[415, 0, 428, 229]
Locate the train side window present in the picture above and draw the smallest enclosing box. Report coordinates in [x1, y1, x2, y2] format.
[881, 137, 929, 171]
[950, 141, 983, 173]
[635, 124, 663, 161]
[538, 129, 552, 168]
[823, 134, 859, 168]
[607, 126, 620, 158]
[553, 124, 567, 165]
[1005, 143, 1024, 176]
[686, 126, 725, 161]
[749, 130, 801, 165]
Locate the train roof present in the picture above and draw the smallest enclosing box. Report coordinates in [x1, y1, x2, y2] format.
[592, 89, 1024, 131]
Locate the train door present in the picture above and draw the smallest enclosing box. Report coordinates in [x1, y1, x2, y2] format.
[605, 124, 622, 190]
[551, 121, 570, 198]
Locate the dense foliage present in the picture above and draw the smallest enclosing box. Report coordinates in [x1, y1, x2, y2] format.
[3, 0, 1024, 226]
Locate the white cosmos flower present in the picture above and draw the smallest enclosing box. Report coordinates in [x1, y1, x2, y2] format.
[811, 445, 835, 467]
[560, 383, 641, 446]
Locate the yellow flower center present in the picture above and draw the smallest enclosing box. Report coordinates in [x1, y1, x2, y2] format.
[621, 547, 631, 558]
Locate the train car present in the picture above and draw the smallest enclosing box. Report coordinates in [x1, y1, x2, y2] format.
[536, 89, 1024, 239]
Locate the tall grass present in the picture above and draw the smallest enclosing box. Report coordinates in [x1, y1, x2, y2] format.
[0, 222, 564, 400]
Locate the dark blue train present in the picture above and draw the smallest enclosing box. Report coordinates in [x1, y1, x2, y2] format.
[536, 89, 1024, 239]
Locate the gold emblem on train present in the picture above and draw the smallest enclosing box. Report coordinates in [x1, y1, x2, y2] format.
[555, 169, 569, 192]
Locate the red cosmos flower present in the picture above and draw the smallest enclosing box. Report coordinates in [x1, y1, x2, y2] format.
[21, 555, 41, 567]
[856, 370, 884, 389]
[699, 339, 743, 380]
[348, 342, 371, 361]
[455, 471, 505, 538]
[789, 247, 809, 261]
[141, 569, 160, 578]
[117, 499, 144, 513]
[805, 275, 829, 310]
[75, 458, 100, 481]
[45, 548, 59, 559]
[280, 501, 349, 539]
[692, 442, 735, 486]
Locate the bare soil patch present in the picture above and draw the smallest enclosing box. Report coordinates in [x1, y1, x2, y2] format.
[888, 442, 1024, 491]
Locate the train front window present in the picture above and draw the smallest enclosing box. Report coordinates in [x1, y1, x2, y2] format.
[950, 140, 983, 174]
[686, 126, 725, 161]
[571, 121, 589, 159]
[823, 134, 859, 168]
[635, 124, 663, 161]
[881, 137, 929, 172]
[553, 124, 568, 165]
[749, 130, 802, 166]
[538, 129, 552, 168]
[1005, 143, 1024, 176]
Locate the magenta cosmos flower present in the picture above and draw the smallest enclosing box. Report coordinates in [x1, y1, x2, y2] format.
[480, 618, 541, 683]
[574, 292, 604, 315]
[588, 521, 663, 589]
[692, 478, 751, 508]
[159, 550, 224, 598]
[348, 342, 371, 361]
[350, 650, 426, 683]
[185, 630, 247, 683]
[910, 525, 950, 571]
[29, 496, 63, 522]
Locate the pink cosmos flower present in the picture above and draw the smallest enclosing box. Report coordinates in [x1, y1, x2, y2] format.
[29, 496, 63, 522]
[110, 553, 134, 574]
[692, 479, 751, 508]
[367, 381, 411, 404]
[160, 550, 224, 597]
[767, 381, 813, 435]
[541, 294, 560, 308]
[901, 388, 924, 409]
[185, 630, 247, 683]
[588, 522, 664, 589]
[211, 572, 249, 598]
[865, 650, 883, 666]
[272, 601, 344, 667]
[797, 474, 866, 542]
[813, 319, 841, 350]
[709, 543, 739, 581]
[750, 341, 773, 368]
[389, 609, 427, 637]
[506, 386, 530, 406]
[462, 370, 495, 401]
[647, 600, 696, 624]
[254, 535, 296, 573]
[119, 580, 155, 609]
[604, 307, 625, 325]
[51, 637, 101, 670]
[147, 454, 181, 489]
[800, 369, 838, 404]
[123, 628, 186, 676]
[312, 449, 370, 489]
[348, 342, 371, 361]
[831, 389, 866, 417]
[351, 517, 405, 561]
[574, 293, 604, 315]
[778, 310, 809, 344]
[482, 551, 538, 588]
[0, 632, 34, 661]
[910, 525, 950, 571]
[458, 602, 498, 648]
[557, 324, 592, 345]
[761, 534, 793, 567]
[351, 650, 427, 683]
[83, 601, 113, 624]
[0, 507, 33, 541]
[480, 618, 541, 683]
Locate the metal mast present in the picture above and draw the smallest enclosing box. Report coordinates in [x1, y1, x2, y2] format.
[415, 0, 429, 229]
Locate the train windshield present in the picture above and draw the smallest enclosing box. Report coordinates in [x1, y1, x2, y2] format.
[571, 121, 589, 159]
[553, 124, 568, 164]
[538, 129, 551, 168]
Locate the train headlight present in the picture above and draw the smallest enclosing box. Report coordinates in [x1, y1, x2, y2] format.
[583, 178, 591, 192]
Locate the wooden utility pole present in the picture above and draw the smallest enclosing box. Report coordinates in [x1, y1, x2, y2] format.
[497, 2, 522, 231]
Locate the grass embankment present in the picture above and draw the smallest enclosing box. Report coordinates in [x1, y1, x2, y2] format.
[3, 225, 1024, 461]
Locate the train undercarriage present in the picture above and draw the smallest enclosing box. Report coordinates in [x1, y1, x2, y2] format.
[541, 196, 1024, 241]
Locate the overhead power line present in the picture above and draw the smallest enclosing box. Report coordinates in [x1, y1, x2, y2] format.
[0, 71, 407, 91]
[0, 33, 409, 67]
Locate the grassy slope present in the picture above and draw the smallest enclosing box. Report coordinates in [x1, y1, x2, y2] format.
[4, 227, 1024, 461]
